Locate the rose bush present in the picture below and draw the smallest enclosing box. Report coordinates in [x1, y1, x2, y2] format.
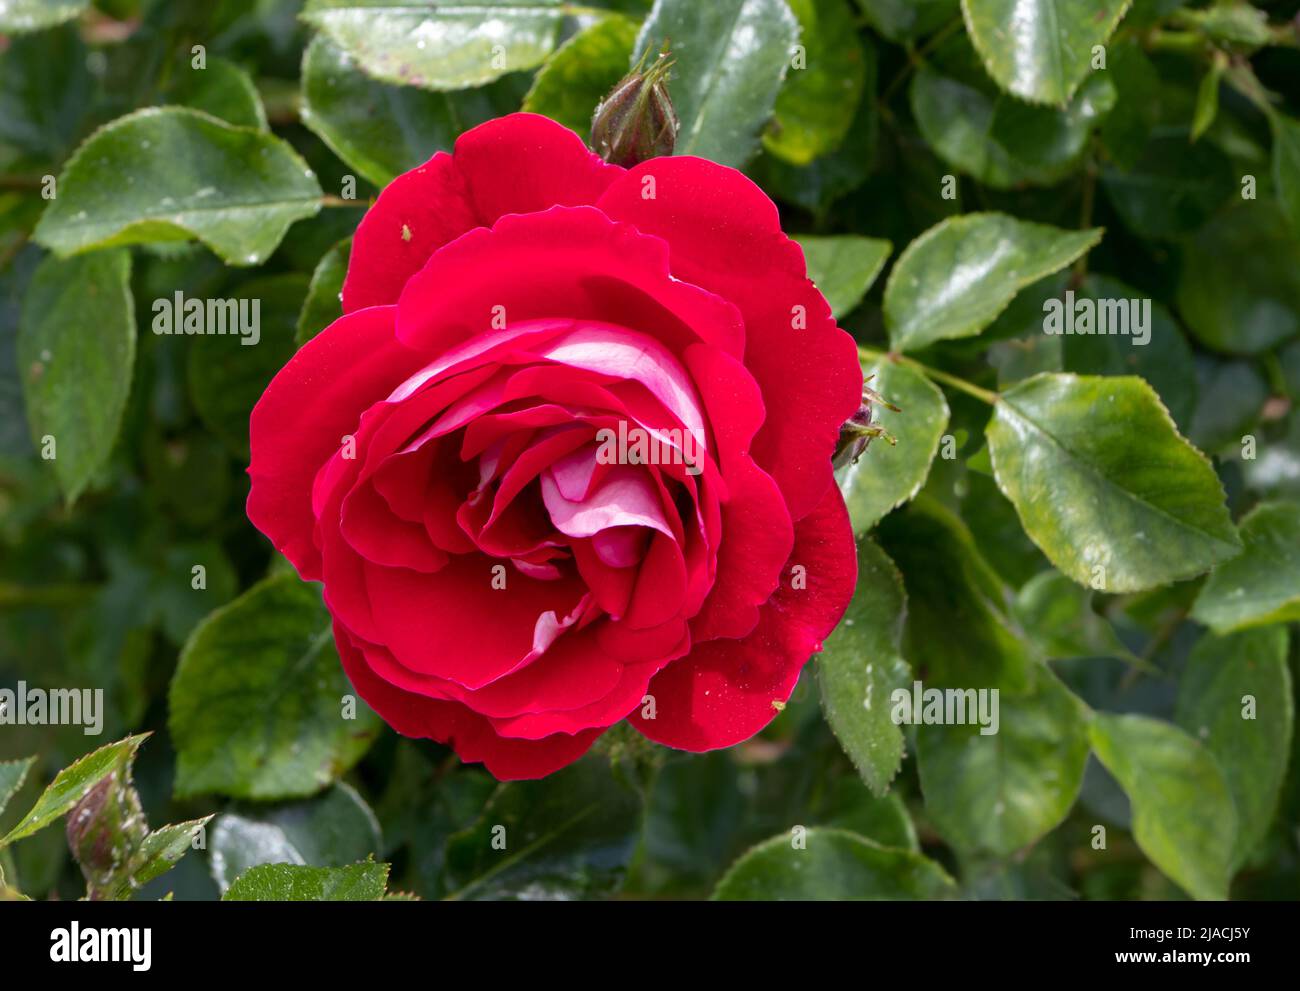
[247, 113, 862, 779]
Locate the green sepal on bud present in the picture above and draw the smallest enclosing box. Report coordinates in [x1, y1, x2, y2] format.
[60, 737, 211, 901]
[66, 768, 149, 900]
[832, 378, 900, 470]
[591, 47, 680, 168]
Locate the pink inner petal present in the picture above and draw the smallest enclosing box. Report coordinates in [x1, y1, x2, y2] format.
[550, 444, 600, 502]
[537, 325, 708, 456]
[592, 525, 652, 568]
[540, 464, 672, 540]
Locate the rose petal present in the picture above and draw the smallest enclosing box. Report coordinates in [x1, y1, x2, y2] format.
[452, 112, 624, 227]
[336, 623, 599, 780]
[596, 157, 862, 520]
[362, 555, 587, 689]
[396, 205, 744, 360]
[629, 483, 856, 751]
[491, 652, 680, 740]
[684, 343, 793, 641]
[341, 154, 478, 313]
[342, 114, 623, 313]
[340, 477, 449, 572]
[572, 539, 636, 620]
[247, 305, 418, 580]
[540, 464, 672, 540]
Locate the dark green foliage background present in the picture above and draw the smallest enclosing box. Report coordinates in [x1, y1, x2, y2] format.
[1, 0, 1299, 901]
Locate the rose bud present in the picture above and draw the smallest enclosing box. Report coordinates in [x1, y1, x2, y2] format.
[66, 769, 147, 899]
[590, 49, 679, 167]
[832, 378, 899, 469]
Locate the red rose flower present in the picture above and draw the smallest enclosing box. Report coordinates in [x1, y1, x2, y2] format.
[246, 113, 861, 779]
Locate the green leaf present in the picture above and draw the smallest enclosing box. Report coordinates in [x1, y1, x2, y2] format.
[764, 0, 866, 165]
[0, 757, 36, 820]
[1192, 501, 1300, 633]
[884, 213, 1101, 352]
[1240, 412, 1300, 504]
[1089, 713, 1237, 900]
[817, 537, 911, 796]
[1177, 200, 1300, 355]
[129, 818, 212, 892]
[1176, 627, 1293, 867]
[1101, 133, 1233, 240]
[522, 14, 640, 142]
[0, 0, 88, 32]
[977, 269, 1070, 344]
[750, 48, 878, 216]
[837, 357, 949, 533]
[987, 373, 1241, 592]
[373, 744, 496, 898]
[961, 471, 1053, 587]
[821, 782, 918, 850]
[911, 39, 1114, 189]
[222, 861, 389, 901]
[1180, 2, 1272, 49]
[634, 0, 799, 168]
[301, 34, 526, 189]
[0, 734, 148, 847]
[1190, 60, 1222, 142]
[0, 23, 92, 169]
[150, 541, 240, 646]
[853, 0, 958, 42]
[1280, 340, 1300, 400]
[962, 0, 1132, 106]
[795, 234, 891, 318]
[876, 498, 1037, 690]
[301, 0, 565, 91]
[989, 333, 1062, 387]
[1188, 358, 1267, 454]
[1059, 273, 1197, 428]
[297, 238, 350, 346]
[712, 828, 955, 900]
[187, 273, 306, 456]
[1272, 115, 1300, 237]
[917, 666, 1090, 857]
[444, 755, 642, 900]
[637, 751, 744, 895]
[34, 107, 322, 266]
[169, 574, 381, 801]
[210, 783, 382, 893]
[1097, 38, 1160, 169]
[138, 431, 230, 528]
[1012, 570, 1137, 662]
[18, 248, 134, 503]
[170, 56, 268, 130]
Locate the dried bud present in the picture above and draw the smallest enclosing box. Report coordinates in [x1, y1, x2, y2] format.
[591, 49, 679, 168]
[832, 378, 900, 469]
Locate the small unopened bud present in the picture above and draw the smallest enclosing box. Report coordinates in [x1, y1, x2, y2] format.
[591, 49, 679, 168]
[833, 378, 900, 469]
[66, 768, 147, 899]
